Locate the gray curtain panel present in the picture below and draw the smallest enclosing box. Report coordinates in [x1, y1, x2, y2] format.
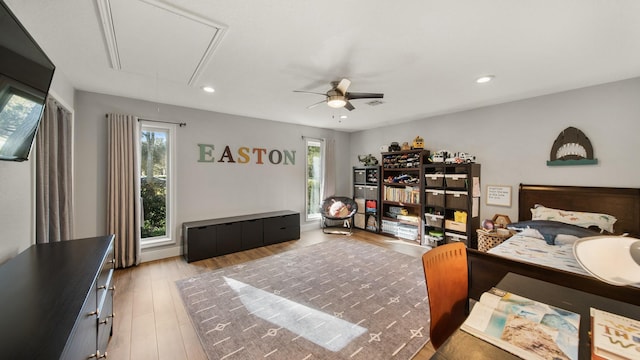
[323, 137, 336, 199]
[107, 113, 141, 268]
[35, 97, 73, 243]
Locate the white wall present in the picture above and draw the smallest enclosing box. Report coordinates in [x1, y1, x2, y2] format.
[73, 91, 350, 259]
[349, 77, 640, 222]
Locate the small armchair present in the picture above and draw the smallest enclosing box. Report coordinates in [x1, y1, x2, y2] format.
[320, 196, 358, 235]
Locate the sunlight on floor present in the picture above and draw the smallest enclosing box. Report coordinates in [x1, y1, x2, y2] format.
[224, 276, 367, 352]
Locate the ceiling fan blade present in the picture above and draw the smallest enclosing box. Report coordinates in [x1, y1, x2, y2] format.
[344, 101, 355, 111]
[293, 90, 326, 96]
[346, 92, 384, 100]
[307, 100, 327, 109]
[336, 78, 351, 95]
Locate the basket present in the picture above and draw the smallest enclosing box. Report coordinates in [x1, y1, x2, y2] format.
[477, 229, 513, 252]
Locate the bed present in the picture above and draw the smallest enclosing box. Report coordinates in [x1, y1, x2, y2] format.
[467, 184, 640, 306]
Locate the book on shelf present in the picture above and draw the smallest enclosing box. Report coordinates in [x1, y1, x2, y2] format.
[461, 287, 580, 360]
[590, 308, 640, 360]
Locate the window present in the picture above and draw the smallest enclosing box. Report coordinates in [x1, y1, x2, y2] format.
[305, 138, 324, 221]
[139, 122, 176, 248]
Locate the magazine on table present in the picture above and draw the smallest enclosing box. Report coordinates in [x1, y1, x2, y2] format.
[590, 308, 640, 360]
[461, 287, 580, 360]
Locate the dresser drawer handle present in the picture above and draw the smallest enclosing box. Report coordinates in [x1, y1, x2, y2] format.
[97, 285, 106, 290]
[89, 350, 107, 359]
[88, 309, 99, 317]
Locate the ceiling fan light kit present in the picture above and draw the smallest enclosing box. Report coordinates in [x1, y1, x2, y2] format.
[294, 78, 384, 111]
[327, 96, 347, 108]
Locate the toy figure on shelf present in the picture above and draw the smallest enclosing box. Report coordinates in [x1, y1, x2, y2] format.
[388, 142, 401, 152]
[358, 154, 379, 166]
[412, 136, 424, 149]
[401, 142, 411, 151]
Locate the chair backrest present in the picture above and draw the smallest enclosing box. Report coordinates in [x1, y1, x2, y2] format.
[421, 242, 468, 349]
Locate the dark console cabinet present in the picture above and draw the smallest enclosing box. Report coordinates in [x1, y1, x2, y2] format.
[264, 213, 300, 245]
[0, 235, 115, 360]
[183, 211, 300, 262]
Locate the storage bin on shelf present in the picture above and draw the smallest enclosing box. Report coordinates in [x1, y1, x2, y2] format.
[422, 230, 444, 247]
[364, 186, 378, 199]
[355, 198, 365, 213]
[425, 189, 445, 207]
[445, 219, 466, 232]
[445, 190, 468, 209]
[445, 232, 468, 246]
[354, 169, 366, 183]
[477, 229, 514, 252]
[397, 224, 419, 241]
[354, 185, 365, 198]
[425, 173, 444, 187]
[424, 213, 444, 228]
[355, 213, 365, 229]
[444, 174, 467, 188]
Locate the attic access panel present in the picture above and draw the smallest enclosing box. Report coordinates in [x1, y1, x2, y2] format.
[98, 0, 226, 86]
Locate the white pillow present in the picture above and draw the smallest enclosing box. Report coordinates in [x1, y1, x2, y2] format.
[530, 205, 617, 233]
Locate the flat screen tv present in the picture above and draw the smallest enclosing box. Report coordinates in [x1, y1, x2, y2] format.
[0, 0, 55, 161]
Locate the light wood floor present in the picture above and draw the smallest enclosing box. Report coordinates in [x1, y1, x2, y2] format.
[106, 228, 436, 359]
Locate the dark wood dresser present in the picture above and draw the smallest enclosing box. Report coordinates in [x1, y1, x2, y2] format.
[0, 235, 115, 359]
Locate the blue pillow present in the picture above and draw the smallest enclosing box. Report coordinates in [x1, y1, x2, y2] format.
[507, 220, 600, 245]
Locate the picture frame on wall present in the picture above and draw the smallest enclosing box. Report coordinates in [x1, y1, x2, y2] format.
[486, 185, 512, 207]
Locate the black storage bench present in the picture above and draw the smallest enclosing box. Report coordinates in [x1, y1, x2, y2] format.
[182, 210, 300, 262]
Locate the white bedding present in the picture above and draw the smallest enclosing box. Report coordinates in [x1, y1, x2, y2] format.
[487, 234, 590, 276]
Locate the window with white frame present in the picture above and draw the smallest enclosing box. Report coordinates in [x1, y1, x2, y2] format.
[305, 138, 324, 221]
[139, 122, 176, 247]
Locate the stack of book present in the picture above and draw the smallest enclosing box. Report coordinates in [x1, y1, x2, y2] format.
[591, 308, 640, 360]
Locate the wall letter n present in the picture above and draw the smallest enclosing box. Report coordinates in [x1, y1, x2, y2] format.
[198, 144, 215, 162]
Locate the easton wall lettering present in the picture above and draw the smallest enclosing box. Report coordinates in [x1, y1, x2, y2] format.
[197, 144, 296, 165]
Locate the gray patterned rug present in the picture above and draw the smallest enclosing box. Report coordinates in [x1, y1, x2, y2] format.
[176, 238, 430, 359]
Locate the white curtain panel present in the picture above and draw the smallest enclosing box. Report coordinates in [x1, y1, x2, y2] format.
[35, 97, 73, 243]
[107, 113, 141, 268]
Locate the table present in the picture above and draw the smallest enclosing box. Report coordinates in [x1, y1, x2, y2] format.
[430, 273, 640, 360]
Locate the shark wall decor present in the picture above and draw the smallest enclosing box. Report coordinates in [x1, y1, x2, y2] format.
[547, 127, 598, 166]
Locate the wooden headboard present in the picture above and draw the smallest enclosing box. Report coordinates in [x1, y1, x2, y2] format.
[467, 184, 640, 306]
[518, 184, 640, 236]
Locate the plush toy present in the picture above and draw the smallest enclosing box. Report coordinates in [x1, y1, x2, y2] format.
[329, 200, 350, 217]
[401, 142, 411, 150]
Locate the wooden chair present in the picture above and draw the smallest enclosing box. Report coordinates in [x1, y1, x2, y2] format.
[421, 242, 468, 349]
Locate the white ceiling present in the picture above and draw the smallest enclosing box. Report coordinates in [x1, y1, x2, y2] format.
[6, 0, 640, 132]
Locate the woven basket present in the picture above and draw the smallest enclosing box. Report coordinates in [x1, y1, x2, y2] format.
[477, 229, 512, 252]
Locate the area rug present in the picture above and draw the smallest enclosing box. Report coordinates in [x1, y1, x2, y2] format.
[176, 239, 430, 360]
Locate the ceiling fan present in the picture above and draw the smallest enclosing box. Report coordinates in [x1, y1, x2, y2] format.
[294, 78, 384, 111]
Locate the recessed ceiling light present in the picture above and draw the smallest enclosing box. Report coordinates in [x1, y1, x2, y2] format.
[202, 86, 215, 93]
[476, 75, 495, 84]
[340, 115, 348, 119]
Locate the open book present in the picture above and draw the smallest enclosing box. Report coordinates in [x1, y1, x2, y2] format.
[461, 288, 580, 360]
[591, 308, 640, 360]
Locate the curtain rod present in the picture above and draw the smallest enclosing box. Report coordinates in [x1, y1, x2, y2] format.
[138, 118, 187, 127]
[104, 114, 186, 127]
